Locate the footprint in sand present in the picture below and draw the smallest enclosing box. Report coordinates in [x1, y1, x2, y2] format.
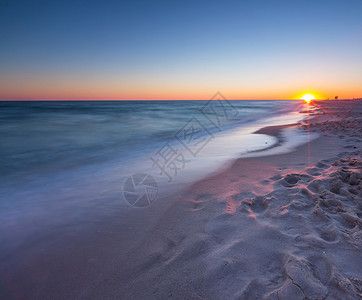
[250, 196, 269, 213]
[266, 255, 332, 300]
[281, 174, 300, 187]
[307, 254, 333, 285]
[318, 223, 339, 243]
[307, 179, 325, 193]
[284, 256, 328, 299]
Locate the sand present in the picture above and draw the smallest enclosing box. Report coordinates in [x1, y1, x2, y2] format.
[1, 100, 361, 299]
[109, 100, 361, 299]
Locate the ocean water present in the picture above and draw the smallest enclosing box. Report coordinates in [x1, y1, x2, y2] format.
[0, 100, 308, 175]
[0, 100, 316, 249]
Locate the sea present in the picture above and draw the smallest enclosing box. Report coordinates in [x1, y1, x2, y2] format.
[0, 100, 318, 250]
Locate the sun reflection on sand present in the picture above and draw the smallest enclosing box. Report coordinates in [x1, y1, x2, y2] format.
[225, 195, 241, 214]
[247, 208, 257, 219]
[184, 99, 351, 216]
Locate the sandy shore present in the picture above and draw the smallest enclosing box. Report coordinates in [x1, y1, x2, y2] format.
[1, 100, 361, 299]
[110, 100, 361, 299]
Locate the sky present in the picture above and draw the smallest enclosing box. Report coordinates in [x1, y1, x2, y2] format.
[1, 0, 362, 100]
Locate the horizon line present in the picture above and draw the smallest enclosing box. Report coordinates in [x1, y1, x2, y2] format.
[1, 98, 361, 101]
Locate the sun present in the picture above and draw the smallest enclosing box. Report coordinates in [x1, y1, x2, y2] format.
[301, 93, 315, 103]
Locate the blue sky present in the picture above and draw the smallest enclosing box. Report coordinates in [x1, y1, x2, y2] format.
[1, 0, 362, 99]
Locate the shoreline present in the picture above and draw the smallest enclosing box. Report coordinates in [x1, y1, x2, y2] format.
[252, 123, 297, 152]
[114, 100, 361, 299]
[1, 100, 361, 299]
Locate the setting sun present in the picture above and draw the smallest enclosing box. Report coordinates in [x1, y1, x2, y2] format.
[301, 93, 315, 103]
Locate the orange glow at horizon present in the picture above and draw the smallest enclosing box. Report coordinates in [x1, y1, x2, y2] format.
[0, 76, 361, 100]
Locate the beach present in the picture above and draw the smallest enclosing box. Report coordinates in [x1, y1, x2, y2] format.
[2, 0, 362, 298]
[0, 100, 361, 299]
[106, 100, 361, 299]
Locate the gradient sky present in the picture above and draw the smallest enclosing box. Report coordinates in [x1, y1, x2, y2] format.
[1, 0, 362, 100]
